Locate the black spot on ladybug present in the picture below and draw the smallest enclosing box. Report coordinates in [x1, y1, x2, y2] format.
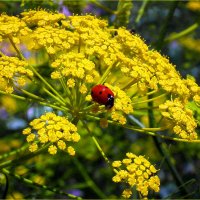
[107, 94, 111, 98]
[99, 91, 102, 95]
[91, 91, 94, 95]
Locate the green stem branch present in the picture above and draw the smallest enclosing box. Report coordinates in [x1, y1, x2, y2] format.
[0, 144, 28, 160]
[85, 114, 200, 143]
[89, 0, 115, 14]
[135, 0, 149, 24]
[82, 120, 111, 167]
[132, 93, 166, 105]
[73, 157, 107, 199]
[165, 23, 199, 42]
[0, 143, 50, 169]
[2, 168, 80, 199]
[155, 1, 179, 50]
[0, 90, 69, 112]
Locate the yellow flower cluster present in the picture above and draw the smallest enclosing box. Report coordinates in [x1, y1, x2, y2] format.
[111, 28, 200, 103]
[1, 10, 199, 132]
[159, 99, 197, 140]
[0, 55, 33, 93]
[67, 15, 121, 67]
[112, 152, 160, 199]
[145, 51, 190, 97]
[116, 28, 148, 57]
[0, 14, 31, 43]
[179, 37, 200, 53]
[22, 112, 80, 156]
[21, 10, 66, 26]
[51, 52, 99, 87]
[186, 0, 200, 11]
[185, 76, 200, 103]
[28, 26, 79, 54]
[1, 95, 17, 113]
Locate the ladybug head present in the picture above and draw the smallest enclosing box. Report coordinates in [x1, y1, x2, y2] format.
[105, 94, 114, 109]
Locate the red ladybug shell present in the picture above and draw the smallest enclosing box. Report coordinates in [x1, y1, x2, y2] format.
[91, 85, 114, 108]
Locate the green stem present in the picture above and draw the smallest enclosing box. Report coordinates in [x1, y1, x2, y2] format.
[8, 36, 23, 59]
[121, 80, 136, 91]
[43, 87, 66, 106]
[73, 157, 107, 199]
[19, 88, 45, 101]
[0, 90, 69, 112]
[86, 114, 200, 143]
[89, 0, 116, 14]
[153, 138, 189, 195]
[132, 93, 166, 105]
[131, 90, 158, 100]
[0, 143, 50, 169]
[82, 120, 111, 167]
[165, 23, 199, 42]
[147, 94, 188, 195]
[97, 62, 116, 85]
[29, 65, 66, 103]
[135, 0, 149, 24]
[1, 172, 8, 199]
[2, 168, 80, 199]
[59, 78, 68, 95]
[0, 144, 28, 160]
[155, 1, 179, 50]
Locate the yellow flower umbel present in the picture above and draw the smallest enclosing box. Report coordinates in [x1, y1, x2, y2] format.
[159, 98, 197, 140]
[0, 55, 33, 93]
[0, 13, 31, 43]
[0, 9, 199, 166]
[186, 0, 200, 11]
[1, 95, 17, 113]
[27, 25, 79, 55]
[179, 37, 200, 53]
[22, 112, 80, 156]
[24, 11, 200, 138]
[112, 152, 160, 199]
[21, 10, 66, 26]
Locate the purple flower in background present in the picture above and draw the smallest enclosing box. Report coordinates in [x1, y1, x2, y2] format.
[0, 109, 8, 120]
[27, 107, 35, 120]
[67, 189, 84, 197]
[57, 0, 71, 16]
[0, 42, 15, 56]
[83, 3, 106, 16]
[6, 118, 26, 130]
[60, 6, 72, 16]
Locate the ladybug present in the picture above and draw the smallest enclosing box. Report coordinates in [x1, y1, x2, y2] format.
[91, 84, 114, 109]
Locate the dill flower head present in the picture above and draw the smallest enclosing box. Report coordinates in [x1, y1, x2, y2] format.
[0, 55, 33, 93]
[21, 10, 66, 27]
[1, 95, 17, 113]
[22, 112, 80, 155]
[179, 37, 200, 53]
[20, 10, 200, 132]
[186, 0, 200, 11]
[27, 25, 79, 54]
[112, 152, 160, 199]
[0, 14, 31, 43]
[159, 98, 197, 140]
[0, 10, 199, 150]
